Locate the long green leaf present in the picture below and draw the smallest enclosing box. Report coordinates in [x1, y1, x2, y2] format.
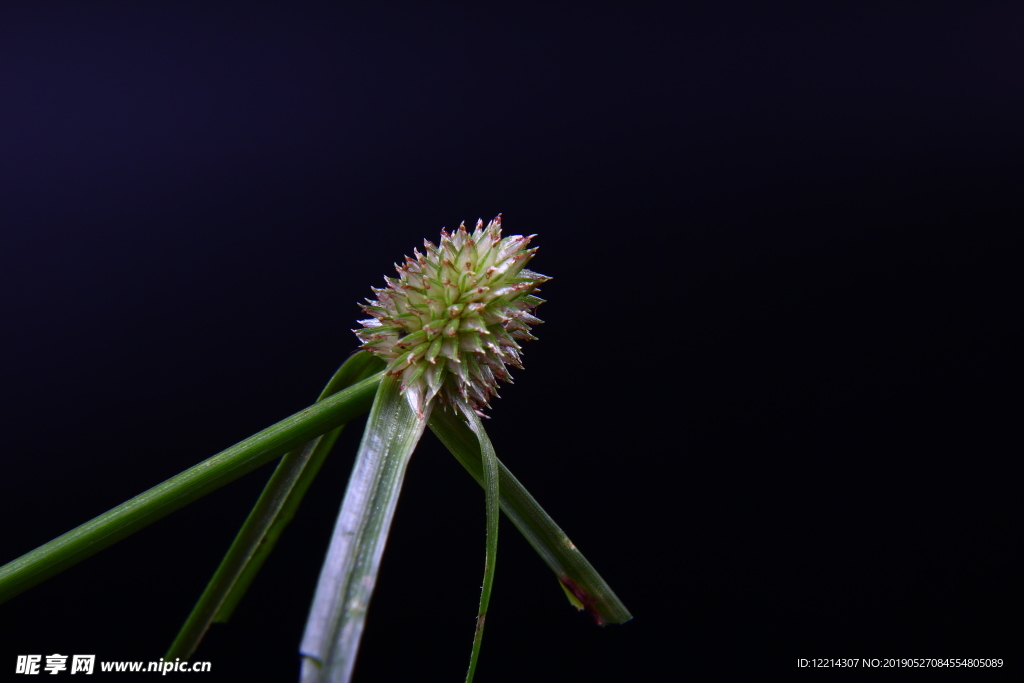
[300, 373, 430, 683]
[429, 409, 632, 626]
[0, 370, 384, 606]
[459, 405, 500, 683]
[215, 353, 387, 622]
[166, 352, 385, 660]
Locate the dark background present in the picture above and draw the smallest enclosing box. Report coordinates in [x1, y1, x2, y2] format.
[1, 3, 1017, 680]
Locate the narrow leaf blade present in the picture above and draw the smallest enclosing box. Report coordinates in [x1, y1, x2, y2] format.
[300, 374, 429, 683]
[429, 409, 632, 626]
[459, 405, 500, 683]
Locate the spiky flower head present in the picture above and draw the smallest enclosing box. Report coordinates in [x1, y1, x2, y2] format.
[355, 216, 549, 417]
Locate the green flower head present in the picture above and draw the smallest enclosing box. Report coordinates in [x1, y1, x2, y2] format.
[355, 216, 549, 417]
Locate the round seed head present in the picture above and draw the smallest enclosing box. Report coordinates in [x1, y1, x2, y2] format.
[355, 216, 549, 416]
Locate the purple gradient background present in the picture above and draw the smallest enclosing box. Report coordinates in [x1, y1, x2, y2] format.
[1, 4, 1017, 680]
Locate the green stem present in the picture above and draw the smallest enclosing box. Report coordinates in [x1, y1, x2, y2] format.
[167, 352, 385, 660]
[215, 354, 386, 622]
[0, 371, 384, 606]
[429, 409, 632, 626]
[213, 431, 340, 621]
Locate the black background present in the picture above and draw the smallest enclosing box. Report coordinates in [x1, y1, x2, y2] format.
[1, 3, 1018, 680]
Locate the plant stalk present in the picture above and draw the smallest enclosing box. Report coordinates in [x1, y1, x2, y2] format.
[0, 371, 383, 606]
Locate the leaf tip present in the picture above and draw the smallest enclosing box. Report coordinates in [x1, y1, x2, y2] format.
[558, 574, 608, 626]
